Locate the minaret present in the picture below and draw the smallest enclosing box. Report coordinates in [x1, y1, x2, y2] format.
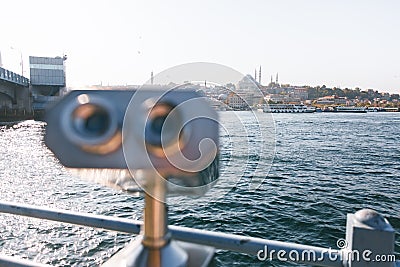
[0, 50, 2, 68]
[276, 73, 279, 84]
[151, 71, 154, 85]
[270, 75, 273, 84]
[258, 65, 261, 84]
[254, 68, 257, 81]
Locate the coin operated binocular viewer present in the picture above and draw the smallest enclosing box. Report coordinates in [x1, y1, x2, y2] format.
[45, 89, 219, 267]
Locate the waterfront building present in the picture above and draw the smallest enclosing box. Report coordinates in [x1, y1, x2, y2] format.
[226, 92, 249, 110]
[293, 87, 309, 101]
[29, 56, 67, 119]
[315, 95, 348, 105]
[29, 56, 66, 95]
[225, 75, 264, 110]
[264, 94, 301, 104]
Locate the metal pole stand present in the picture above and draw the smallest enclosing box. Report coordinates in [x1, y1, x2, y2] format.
[344, 209, 396, 267]
[102, 171, 215, 267]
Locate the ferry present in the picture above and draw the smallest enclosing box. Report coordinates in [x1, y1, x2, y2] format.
[384, 107, 400, 112]
[334, 106, 367, 113]
[263, 104, 315, 113]
[366, 107, 384, 112]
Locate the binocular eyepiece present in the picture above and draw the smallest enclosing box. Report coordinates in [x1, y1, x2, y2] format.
[72, 103, 113, 141]
[45, 89, 219, 195]
[59, 94, 122, 155]
[145, 102, 179, 147]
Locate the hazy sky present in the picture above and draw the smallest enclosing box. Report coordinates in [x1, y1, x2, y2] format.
[1, 0, 400, 93]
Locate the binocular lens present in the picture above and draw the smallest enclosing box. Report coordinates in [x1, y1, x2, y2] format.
[149, 115, 167, 139]
[73, 104, 111, 138]
[144, 103, 181, 148]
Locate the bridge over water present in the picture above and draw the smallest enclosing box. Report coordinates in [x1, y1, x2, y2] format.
[0, 67, 29, 86]
[0, 67, 32, 121]
[0, 55, 67, 122]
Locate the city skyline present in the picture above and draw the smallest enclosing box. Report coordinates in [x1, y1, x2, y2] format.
[1, 0, 400, 93]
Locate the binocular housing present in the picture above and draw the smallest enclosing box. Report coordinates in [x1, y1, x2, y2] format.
[45, 89, 219, 195]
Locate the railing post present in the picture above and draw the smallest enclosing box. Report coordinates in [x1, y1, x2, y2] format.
[344, 209, 396, 267]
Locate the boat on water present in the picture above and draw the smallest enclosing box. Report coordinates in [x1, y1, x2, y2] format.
[334, 106, 367, 113]
[384, 107, 400, 112]
[263, 104, 315, 113]
[366, 107, 384, 112]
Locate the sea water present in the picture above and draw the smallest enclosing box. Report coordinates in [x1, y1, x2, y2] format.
[0, 112, 399, 266]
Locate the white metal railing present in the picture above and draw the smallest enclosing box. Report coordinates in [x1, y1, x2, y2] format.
[0, 201, 398, 267]
[0, 67, 29, 86]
